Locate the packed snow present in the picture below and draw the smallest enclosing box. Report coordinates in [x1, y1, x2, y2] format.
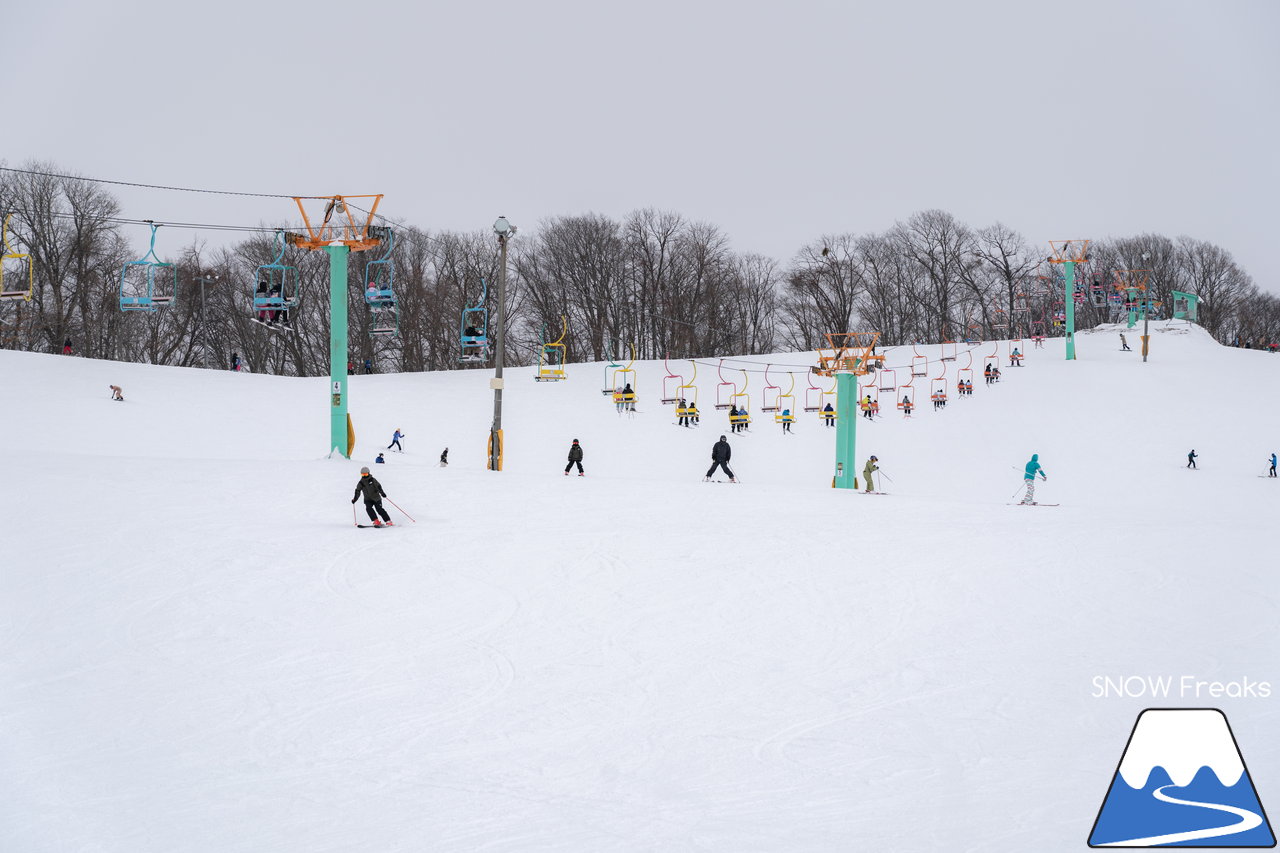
[2, 321, 1277, 851]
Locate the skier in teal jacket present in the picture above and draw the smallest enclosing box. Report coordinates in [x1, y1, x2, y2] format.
[1021, 453, 1047, 504]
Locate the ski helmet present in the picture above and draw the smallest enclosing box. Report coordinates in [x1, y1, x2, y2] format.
[360, 466, 370, 474]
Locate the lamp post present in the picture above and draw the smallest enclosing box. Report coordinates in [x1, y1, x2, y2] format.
[1141, 252, 1151, 362]
[489, 216, 516, 471]
[194, 274, 216, 369]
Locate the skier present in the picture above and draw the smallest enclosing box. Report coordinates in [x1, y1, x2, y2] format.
[365, 282, 379, 303]
[780, 408, 792, 433]
[62, 336, 72, 355]
[364, 358, 373, 375]
[387, 429, 405, 452]
[678, 398, 689, 427]
[689, 402, 700, 426]
[705, 434, 736, 483]
[1187, 449, 1197, 469]
[231, 352, 243, 372]
[1120, 333, 1131, 351]
[1020, 453, 1047, 504]
[901, 395, 913, 417]
[375, 453, 385, 464]
[965, 380, 973, 396]
[991, 366, 1001, 382]
[822, 402, 835, 427]
[862, 455, 879, 494]
[984, 363, 993, 385]
[728, 405, 739, 433]
[439, 448, 449, 467]
[1269, 453, 1277, 477]
[1009, 348, 1022, 367]
[564, 438, 584, 476]
[351, 466, 393, 527]
[861, 395, 873, 420]
[255, 282, 270, 324]
[109, 384, 124, 402]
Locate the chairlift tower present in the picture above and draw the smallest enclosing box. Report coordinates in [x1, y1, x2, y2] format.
[1047, 240, 1090, 360]
[285, 195, 385, 458]
[814, 332, 881, 490]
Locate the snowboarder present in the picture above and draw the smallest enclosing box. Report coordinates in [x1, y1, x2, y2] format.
[109, 384, 124, 402]
[862, 456, 879, 493]
[62, 337, 72, 355]
[1120, 333, 1131, 351]
[564, 439, 584, 476]
[439, 448, 449, 467]
[387, 429, 405, 452]
[705, 435, 736, 483]
[1187, 449, 1197, 469]
[1020, 453, 1047, 504]
[780, 408, 792, 433]
[351, 466, 393, 526]
[1269, 453, 1277, 477]
[822, 403, 835, 427]
[375, 453, 385, 464]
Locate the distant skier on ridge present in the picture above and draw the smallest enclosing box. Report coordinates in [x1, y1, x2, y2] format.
[1268, 453, 1276, 477]
[1187, 449, 1197, 469]
[1020, 453, 1047, 505]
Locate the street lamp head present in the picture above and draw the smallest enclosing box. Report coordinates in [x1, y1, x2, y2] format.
[493, 216, 516, 238]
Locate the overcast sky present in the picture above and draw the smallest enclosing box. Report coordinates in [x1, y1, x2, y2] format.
[5, 0, 1277, 290]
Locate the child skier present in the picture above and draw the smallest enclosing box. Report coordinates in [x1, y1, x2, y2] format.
[705, 435, 736, 483]
[863, 455, 879, 493]
[1020, 453, 1047, 504]
[387, 429, 405, 452]
[1187, 449, 1197, 469]
[565, 439, 584, 476]
[351, 466, 393, 526]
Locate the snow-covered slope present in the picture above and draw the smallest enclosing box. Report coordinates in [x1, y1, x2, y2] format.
[1, 322, 1276, 852]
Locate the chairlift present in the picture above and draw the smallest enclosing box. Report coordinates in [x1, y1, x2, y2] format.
[661, 353, 684, 404]
[803, 368, 824, 412]
[715, 359, 737, 410]
[119, 222, 177, 312]
[609, 344, 638, 410]
[460, 277, 490, 363]
[729, 370, 752, 427]
[910, 343, 929, 377]
[535, 315, 569, 382]
[251, 230, 300, 331]
[761, 364, 782, 412]
[1, 214, 33, 302]
[364, 229, 398, 337]
[877, 367, 897, 393]
[775, 373, 796, 424]
[675, 360, 699, 423]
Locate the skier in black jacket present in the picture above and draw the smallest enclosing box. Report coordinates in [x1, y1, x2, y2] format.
[351, 466, 393, 526]
[705, 435, 737, 483]
[565, 439, 584, 476]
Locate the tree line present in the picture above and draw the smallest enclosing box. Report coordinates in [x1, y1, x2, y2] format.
[2, 162, 1275, 375]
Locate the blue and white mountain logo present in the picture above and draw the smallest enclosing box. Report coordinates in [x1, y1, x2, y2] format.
[1088, 708, 1275, 847]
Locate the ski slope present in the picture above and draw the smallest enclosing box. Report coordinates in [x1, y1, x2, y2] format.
[2, 322, 1277, 852]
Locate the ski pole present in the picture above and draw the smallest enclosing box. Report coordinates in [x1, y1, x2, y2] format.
[352, 503, 358, 526]
[385, 497, 416, 523]
[878, 470, 893, 483]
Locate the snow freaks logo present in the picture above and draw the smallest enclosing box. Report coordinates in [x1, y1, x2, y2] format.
[1087, 709, 1276, 848]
